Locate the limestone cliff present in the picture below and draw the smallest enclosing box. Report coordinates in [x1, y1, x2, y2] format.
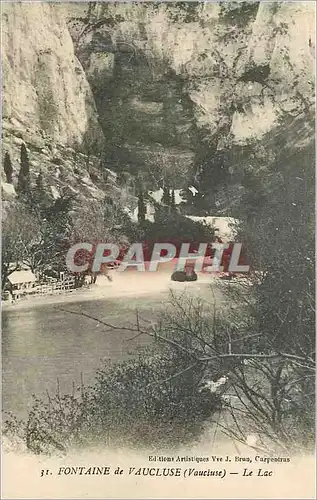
[2, 2, 102, 147]
[1, 2, 315, 214]
[68, 1, 315, 149]
[1, 2, 122, 211]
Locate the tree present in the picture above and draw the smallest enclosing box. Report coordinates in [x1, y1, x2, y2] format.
[236, 113, 314, 355]
[3, 152, 13, 184]
[41, 193, 75, 272]
[117, 170, 130, 187]
[2, 204, 41, 289]
[2, 188, 75, 285]
[26, 171, 50, 211]
[137, 189, 146, 222]
[17, 143, 30, 195]
[170, 189, 177, 212]
[225, 112, 316, 450]
[179, 187, 196, 213]
[162, 186, 171, 205]
[193, 147, 230, 213]
[240, 169, 267, 219]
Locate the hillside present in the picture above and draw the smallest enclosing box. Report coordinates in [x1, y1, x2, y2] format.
[2, 1, 315, 215]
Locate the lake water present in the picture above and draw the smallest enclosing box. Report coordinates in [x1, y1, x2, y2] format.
[2, 295, 165, 419]
[2, 272, 224, 420]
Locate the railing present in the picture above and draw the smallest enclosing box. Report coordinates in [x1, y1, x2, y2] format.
[13, 276, 77, 299]
[34, 276, 76, 295]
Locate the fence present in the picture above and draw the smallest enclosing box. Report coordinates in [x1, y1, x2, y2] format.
[34, 276, 76, 295]
[13, 276, 77, 299]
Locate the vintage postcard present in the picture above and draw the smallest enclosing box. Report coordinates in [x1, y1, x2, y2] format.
[1, 1, 315, 499]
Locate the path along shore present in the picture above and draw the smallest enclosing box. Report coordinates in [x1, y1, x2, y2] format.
[2, 269, 225, 312]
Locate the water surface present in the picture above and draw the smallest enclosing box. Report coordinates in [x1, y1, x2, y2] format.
[2, 295, 163, 418]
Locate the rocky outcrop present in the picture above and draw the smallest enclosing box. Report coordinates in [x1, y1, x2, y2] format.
[2, 2, 315, 214]
[1, 2, 123, 212]
[62, 1, 315, 201]
[2, 2, 103, 148]
[68, 2, 315, 148]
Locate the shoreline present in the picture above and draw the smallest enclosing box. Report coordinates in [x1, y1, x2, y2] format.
[2, 272, 220, 312]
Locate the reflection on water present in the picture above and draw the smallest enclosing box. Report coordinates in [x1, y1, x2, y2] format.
[2, 297, 161, 419]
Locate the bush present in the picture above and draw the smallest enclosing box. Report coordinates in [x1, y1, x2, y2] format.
[9, 344, 222, 455]
[86, 350, 221, 450]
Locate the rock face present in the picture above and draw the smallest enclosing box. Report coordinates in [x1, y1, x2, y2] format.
[68, 1, 315, 155]
[1, 2, 120, 213]
[2, 2, 315, 213]
[2, 2, 103, 148]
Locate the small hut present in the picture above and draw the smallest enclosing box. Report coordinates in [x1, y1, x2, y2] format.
[7, 270, 37, 299]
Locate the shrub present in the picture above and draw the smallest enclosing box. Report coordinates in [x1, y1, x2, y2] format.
[11, 344, 222, 455]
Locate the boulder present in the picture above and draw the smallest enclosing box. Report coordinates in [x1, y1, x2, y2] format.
[171, 271, 187, 282]
[2, 182, 16, 200]
[185, 271, 198, 282]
